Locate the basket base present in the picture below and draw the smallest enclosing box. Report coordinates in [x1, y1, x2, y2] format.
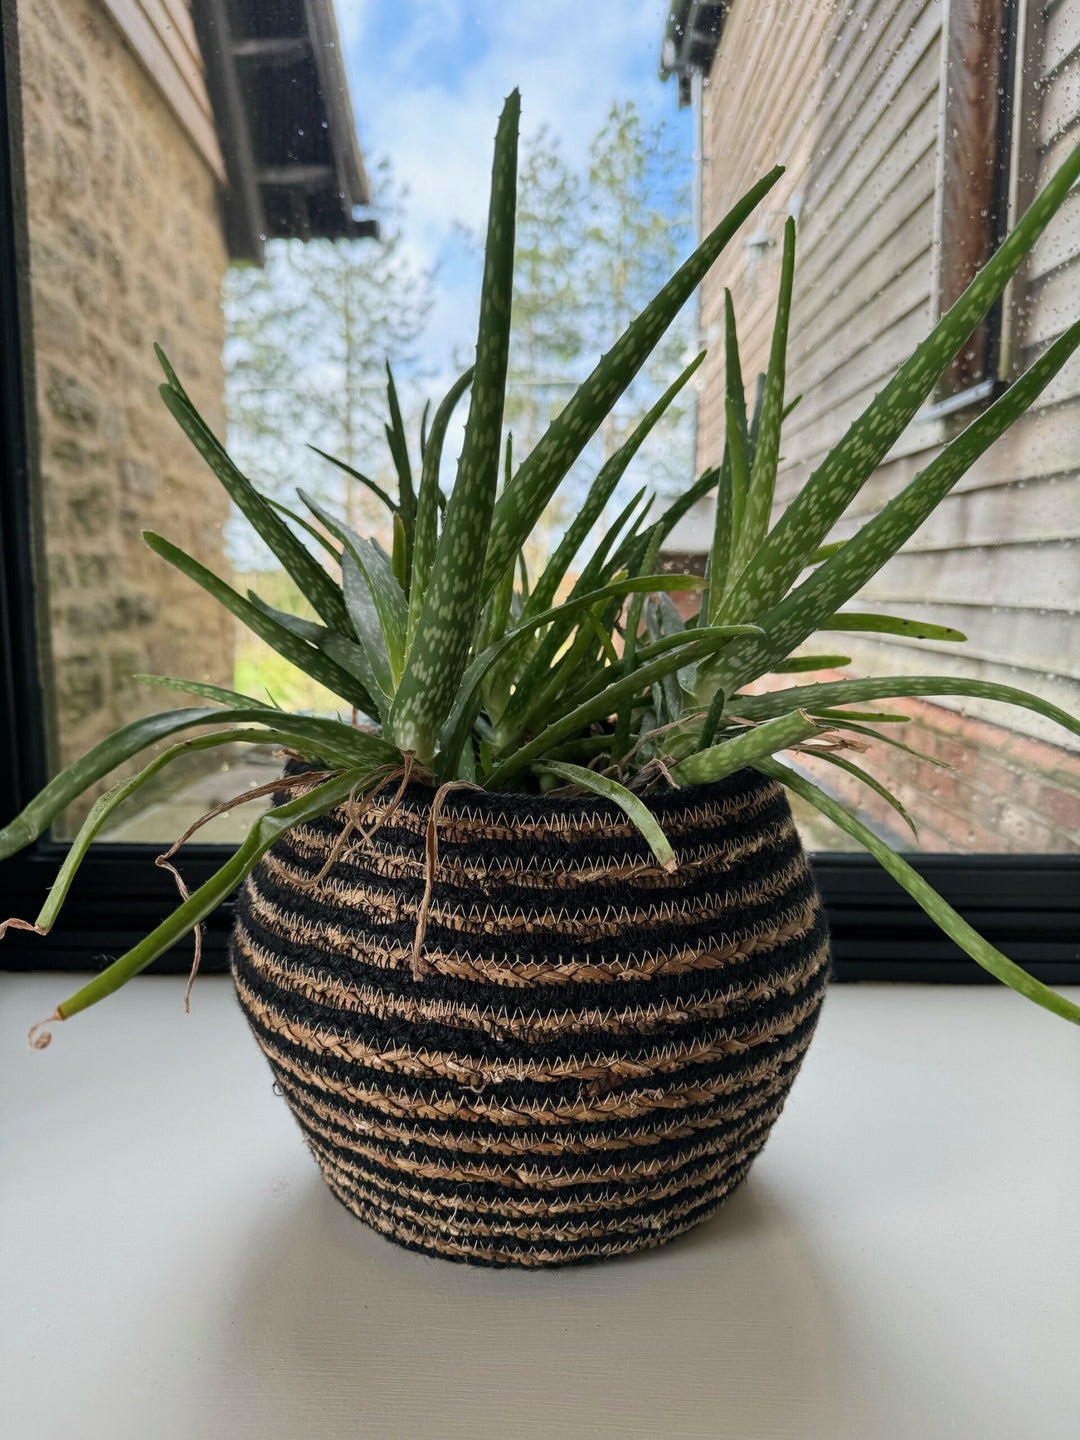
[315, 1150, 759, 1269]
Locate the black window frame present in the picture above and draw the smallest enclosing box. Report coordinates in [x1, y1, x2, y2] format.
[1, 7, 1077, 988]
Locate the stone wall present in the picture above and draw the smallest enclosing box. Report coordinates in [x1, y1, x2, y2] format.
[15, 0, 233, 787]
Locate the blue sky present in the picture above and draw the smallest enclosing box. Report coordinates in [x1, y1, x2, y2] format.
[335, 0, 693, 374]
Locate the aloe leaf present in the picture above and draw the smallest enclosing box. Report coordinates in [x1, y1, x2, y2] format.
[820, 612, 968, 642]
[308, 445, 399, 515]
[695, 687, 727, 752]
[537, 761, 677, 871]
[726, 675, 1080, 744]
[714, 318, 1080, 690]
[436, 572, 708, 779]
[143, 531, 376, 712]
[632, 624, 759, 669]
[772, 654, 851, 673]
[520, 620, 608, 736]
[629, 462, 721, 572]
[245, 592, 327, 645]
[156, 373, 349, 633]
[486, 555, 516, 651]
[818, 718, 950, 768]
[314, 630, 392, 718]
[710, 400, 748, 617]
[264, 497, 342, 560]
[46, 768, 386, 1025]
[746, 372, 767, 459]
[384, 362, 416, 544]
[726, 139, 1080, 625]
[704, 443, 733, 610]
[23, 727, 324, 935]
[390, 91, 520, 762]
[0, 706, 228, 858]
[526, 351, 705, 617]
[299, 494, 408, 682]
[671, 709, 821, 785]
[481, 163, 786, 596]
[582, 609, 620, 667]
[757, 758, 1080, 1025]
[645, 600, 683, 725]
[339, 549, 395, 699]
[797, 748, 919, 839]
[0, 703, 394, 862]
[153, 342, 192, 401]
[723, 289, 748, 446]
[485, 629, 757, 788]
[724, 216, 795, 595]
[135, 675, 270, 709]
[408, 367, 475, 651]
[613, 525, 663, 758]
[810, 540, 846, 563]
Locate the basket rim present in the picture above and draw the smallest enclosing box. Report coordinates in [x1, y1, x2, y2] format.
[281, 760, 779, 826]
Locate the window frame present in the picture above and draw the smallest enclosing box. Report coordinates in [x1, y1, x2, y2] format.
[1, 4, 1077, 989]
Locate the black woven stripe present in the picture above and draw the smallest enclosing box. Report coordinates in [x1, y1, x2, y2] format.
[280, 1072, 795, 1182]
[274, 784, 794, 874]
[232, 901, 829, 1025]
[314, 1133, 762, 1229]
[319, 1149, 758, 1249]
[295, 1103, 781, 1209]
[262, 780, 797, 890]
[240, 854, 819, 972]
[267, 1027, 812, 1135]
[319, 1166, 756, 1269]
[315, 1138, 763, 1247]
[236, 990, 824, 1118]
[233, 941, 827, 1075]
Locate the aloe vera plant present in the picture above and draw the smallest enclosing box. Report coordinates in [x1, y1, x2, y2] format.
[4, 89, 1080, 1033]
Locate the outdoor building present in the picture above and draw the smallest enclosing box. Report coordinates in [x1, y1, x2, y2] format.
[661, 0, 1080, 852]
[14, 0, 371, 777]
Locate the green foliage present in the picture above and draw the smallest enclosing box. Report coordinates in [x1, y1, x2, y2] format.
[3, 98, 1079, 1028]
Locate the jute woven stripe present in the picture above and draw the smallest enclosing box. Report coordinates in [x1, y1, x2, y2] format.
[231, 767, 829, 1267]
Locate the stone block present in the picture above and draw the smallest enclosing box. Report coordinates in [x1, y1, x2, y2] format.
[45, 366, 99, 429]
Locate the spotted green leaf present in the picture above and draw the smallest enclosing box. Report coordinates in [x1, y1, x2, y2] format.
[481, 163, 785, 596]
[721, 138, 1080, 626]
[537, 761, 677, 871]
[390, 91, 520, 761]
[142, 531, 375, 712]
[758, 758, 1080, 1026]
[408, 366, 474, 651]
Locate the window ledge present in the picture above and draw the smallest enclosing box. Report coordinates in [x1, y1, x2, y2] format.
[2, 973, 1077, 1438]
[917, 376, 1003, 422]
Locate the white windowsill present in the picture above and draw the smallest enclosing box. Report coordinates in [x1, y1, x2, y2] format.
[2, 974, 1077, 1440]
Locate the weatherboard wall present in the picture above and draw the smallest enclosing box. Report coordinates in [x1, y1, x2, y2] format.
[691, 0, 1080, 851]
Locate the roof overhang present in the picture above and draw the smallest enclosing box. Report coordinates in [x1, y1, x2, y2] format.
[191, 0, 378, 262]
[659, 1, 730, 107]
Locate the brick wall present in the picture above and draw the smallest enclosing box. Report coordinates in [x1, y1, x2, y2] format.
[745, 670, 1080, 854]
[15, 0, 233, 791]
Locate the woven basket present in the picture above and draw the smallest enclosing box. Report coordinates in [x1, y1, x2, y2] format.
[230, 768, 829, 1268]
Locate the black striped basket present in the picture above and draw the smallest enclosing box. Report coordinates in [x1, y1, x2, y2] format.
[230, 768, 829, 1267]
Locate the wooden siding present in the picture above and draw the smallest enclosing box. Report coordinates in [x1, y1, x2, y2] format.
[697, 0, 1080, 751]
[98, 0, 225, 180]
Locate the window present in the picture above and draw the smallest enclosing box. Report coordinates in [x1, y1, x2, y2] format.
[662, 0, 1080, 867]
[1, 0, 1078, 982]
[932, 0, 1024, 405]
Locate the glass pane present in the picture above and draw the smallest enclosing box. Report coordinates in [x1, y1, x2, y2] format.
[8, 0, 1079, 853]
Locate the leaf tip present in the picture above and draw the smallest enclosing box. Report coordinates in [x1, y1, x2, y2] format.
[28, 1011, 60, 1050]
